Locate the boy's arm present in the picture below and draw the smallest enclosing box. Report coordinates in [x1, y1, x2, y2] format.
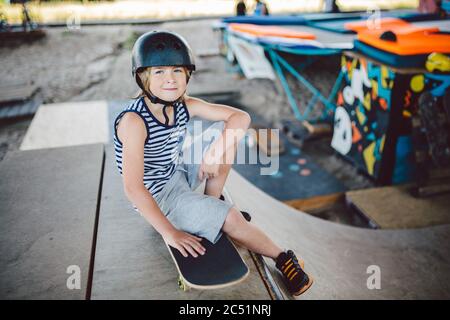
[118, 113, 175, 236]
[185, 96, 251, 166]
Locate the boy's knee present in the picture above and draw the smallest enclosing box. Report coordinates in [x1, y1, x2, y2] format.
[223, 207, 246, 234]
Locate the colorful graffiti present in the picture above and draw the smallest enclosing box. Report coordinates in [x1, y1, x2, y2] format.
[332, 55, 395, 179]
[331, 54, 449, 182]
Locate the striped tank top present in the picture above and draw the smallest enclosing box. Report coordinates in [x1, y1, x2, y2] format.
[113, 96, 190, 202]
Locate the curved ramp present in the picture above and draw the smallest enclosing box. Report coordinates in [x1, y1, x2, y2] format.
[225, 170, 450, 299]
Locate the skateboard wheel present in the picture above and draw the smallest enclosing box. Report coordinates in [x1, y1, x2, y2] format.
[178, 276, 190, 291]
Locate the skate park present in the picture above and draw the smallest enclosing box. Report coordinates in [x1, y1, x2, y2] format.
[1, 0, 450, 300]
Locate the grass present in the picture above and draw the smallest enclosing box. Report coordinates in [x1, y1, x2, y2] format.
[1, 0, 418, 25]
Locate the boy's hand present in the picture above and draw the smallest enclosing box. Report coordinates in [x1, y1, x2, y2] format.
[164, 229, 206, 258]
[198, 161, 220, 181]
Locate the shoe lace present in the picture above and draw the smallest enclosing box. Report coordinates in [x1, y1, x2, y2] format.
[281, 252, 302, 280]
[290, 254, 302, 271]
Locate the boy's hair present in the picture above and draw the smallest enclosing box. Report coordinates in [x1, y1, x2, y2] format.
[133, 66, 191, 99]
[134, 68, 152, 99]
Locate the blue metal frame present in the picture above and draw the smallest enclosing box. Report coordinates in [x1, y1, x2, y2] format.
[266, 47, 344, 122]
[222, 29, 345, 122]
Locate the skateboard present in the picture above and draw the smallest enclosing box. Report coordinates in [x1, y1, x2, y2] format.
[165, 234, 249, 291]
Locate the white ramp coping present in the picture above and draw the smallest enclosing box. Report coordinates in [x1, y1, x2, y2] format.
[20, 100, 109, 151]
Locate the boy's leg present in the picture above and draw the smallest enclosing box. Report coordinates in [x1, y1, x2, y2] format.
[222, 206, 283, 259]
[222, 207, 313, 296]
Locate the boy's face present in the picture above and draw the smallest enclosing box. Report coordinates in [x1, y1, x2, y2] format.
[149, 66, 188, 102]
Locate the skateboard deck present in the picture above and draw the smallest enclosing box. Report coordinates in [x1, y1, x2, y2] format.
[165, 234, 249, 291]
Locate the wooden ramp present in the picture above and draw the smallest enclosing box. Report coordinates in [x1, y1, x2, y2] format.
[225, 170, 450, 299]
[2, 99, 449, 299]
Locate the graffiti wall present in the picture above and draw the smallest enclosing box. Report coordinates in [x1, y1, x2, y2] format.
[331, 54, 447, 184]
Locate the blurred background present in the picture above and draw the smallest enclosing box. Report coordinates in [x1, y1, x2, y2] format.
[1, 0, 418, 24]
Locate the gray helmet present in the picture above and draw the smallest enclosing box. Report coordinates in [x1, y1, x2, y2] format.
[131, 30, 196, 77]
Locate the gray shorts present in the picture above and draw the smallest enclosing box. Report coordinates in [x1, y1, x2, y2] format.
[153, 119, 233, 244]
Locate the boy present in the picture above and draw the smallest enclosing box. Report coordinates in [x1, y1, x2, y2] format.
[113, 30, 313, 296]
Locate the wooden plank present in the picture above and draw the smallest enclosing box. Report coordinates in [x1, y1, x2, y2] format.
[0, 143, 104, 299]
[0, 87, 42, 120]
[417, 182, 450, 198]
[0, 99, 41, 120]
[346, 185, 450, 229]
[284, 192, 344, 214]
[0, 83, 39, 104]
[302, 121, 332, 136]
[20, 100, 109, 151]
